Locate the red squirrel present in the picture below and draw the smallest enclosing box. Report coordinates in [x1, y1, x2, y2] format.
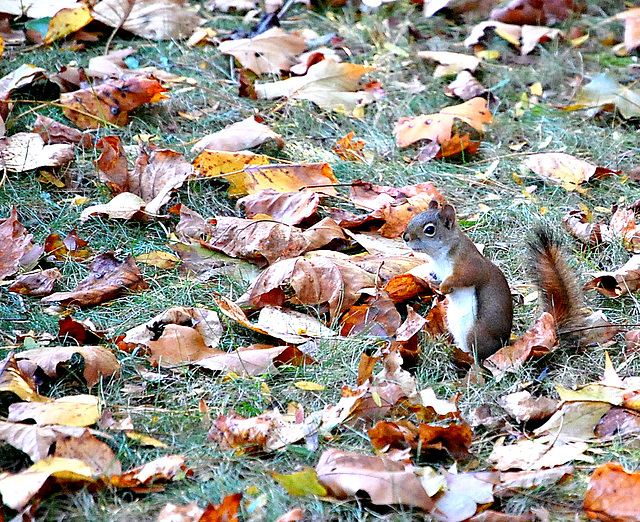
[403, 200, 584, 360]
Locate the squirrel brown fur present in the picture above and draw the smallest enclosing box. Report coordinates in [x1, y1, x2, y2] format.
[404, 201, 587, 360]
[527, 226, 587, 335]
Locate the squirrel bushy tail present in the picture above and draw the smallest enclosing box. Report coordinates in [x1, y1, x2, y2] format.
[528, 226, 585, 333]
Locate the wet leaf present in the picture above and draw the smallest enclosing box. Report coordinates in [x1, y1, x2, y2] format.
[41, 253, 148, 307]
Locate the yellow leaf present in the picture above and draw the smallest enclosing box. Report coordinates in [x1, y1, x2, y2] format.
[530, 82, 543, 96]
[125, 432, 168, 447]
[271, 468, 328, 497]
[295, 381, 325, 391]
[44, 5, 93, 45]
[193, 150, 270, 178]
[371, 390, 382, 407]
[135, 251, 180, 269]
[8, 394, 100, 427]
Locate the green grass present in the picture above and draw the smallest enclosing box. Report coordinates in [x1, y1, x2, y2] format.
[1, 0, 639, 519]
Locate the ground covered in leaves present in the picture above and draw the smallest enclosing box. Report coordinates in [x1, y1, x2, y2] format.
[2, 0, 640, 520]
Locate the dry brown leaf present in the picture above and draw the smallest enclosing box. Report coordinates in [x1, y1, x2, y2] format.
[395, 306, 429, 342]
[8, 395, 101, 427]
[237, 189, 321, 225]
[464, 21, 562, 55]
[418, 422, 473, 460]
[33, 114, 93, 147]
[315, 448, 434, 510]
[340, 293, 401, 337]
[525, 153, 602, 191]
[156, 502, 204, 522]
[218, 27, 306, 75]
[8, 268, 62, 296]
[490, 439, 590, 471]
[0, 207, 43, 280]
[333, 131, 366, 161]
[15, 345, 120, 388]
[563, 209, 614, 246]
[199, 493, 243, 522]
[584, 255, 640, 298]
[80, 192, 148, 222]
[60, 76, 168, 129]
[0, 422, 93, 462]
[0, 64, 47, 120]
[44, 229, 91, 261]
[207, 409, 319, 452]
[0, 132, 74, 172]
[194, 345, 287, 376]
[51, 429, 121, 476]
[0, 353, 50, 404]
[171, 204, 213, 239]
[92, 0, 205, 40]
[205, 216, 344, 266]
[416, 51, 480, 77]
[41, 253, 148, 307]
[445, 70, 496, 102]
[594, 407, 640, 439]
[111, 455, 190, 489]
[498, 390, 559, 423]
[147, 324, 224, 367]
[192, 116, 284, 154]
[394, 97, 492, 148]
[0, 457, 95, 511]
[120, 306, 223, 350]
[249, 252, 376, 319]
[222, 162, 338, 198]
[583, 462, 640, 521]
[256, 59, 375, 112]
[484, 312, 557, 380]
[490, 0, 581, 25]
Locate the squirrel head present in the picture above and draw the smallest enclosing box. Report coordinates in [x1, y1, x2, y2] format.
[403, 200, 459, 255]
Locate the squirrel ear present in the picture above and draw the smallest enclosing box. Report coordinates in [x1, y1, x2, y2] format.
[441, 204, 456, 229]
[428, 199, 439, 210]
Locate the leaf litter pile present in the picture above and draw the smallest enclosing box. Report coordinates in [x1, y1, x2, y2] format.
[1, 0, 640, 520]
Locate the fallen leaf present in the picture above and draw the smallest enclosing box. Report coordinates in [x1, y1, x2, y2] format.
[44, 4, 92, 44]
[60, 76, 168, 129]
[315, 448, 434, 510]
[135, 250, 180, 269]
[498, 390, 559, 423]
[44, 229, 91, 261]
[416, 51, 480, 77]
[0, 132, 74, 172]
[584, 255, 640, 298]
[8, 268, 62, 295]
[418, 422, 473, 461]
[80, 192, 147, 221]
[595, 407, 640, 439]
[0, 207, 43, 280]
[15, 345, 120, 388]
[222, 162, 338, 197]
[92, 0, 205, 40]
[8, 394, 101, 427]
[156, 502, 204, 522]
[111, 455, 190, 489]
[340, 292, 402, 337]
[33, 113, 93, 147]
[41, 253, 149, 307]
[583, 462, 640, 521]
[490, 439, 590, 471]
[0, 64, 47, 120]
[51, 429, 121, 475]
[271, 468, 328, 496]
[490, 0, 579, 25]
[332, 131, 366, 161]
[433, 469, 498, 522]
[0, 422, 93, 462]
[0, 353, 50, 404]
[147, 324, 224, 367]
[248, 252, 376, 319]
[192, 150, 271, 176]
[256, 59, 375, 112]
[567, 74, 640, 120]
[237, 189, 321, 225]
[464, 21, 561, 55]
[194, 345, 287, 375]
[218, 27, 306, 75]
[616, 8, 640, 52]
[199, 493, 242, 522]
[525, 152, 604, 191]
[0, 457, 95, 511]
[192, 116, 284, 154]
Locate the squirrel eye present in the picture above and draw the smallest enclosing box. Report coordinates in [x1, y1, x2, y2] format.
[423, 223, 436, 237]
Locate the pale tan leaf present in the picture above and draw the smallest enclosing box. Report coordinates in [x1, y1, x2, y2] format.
[0, 132, 74, 172]
[416, 51, 480, 77]
[8, 395, 101, 427]
[191, 116, 284, 154]
[80, 192, 146, 221]
[218, 27, 306, 75]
